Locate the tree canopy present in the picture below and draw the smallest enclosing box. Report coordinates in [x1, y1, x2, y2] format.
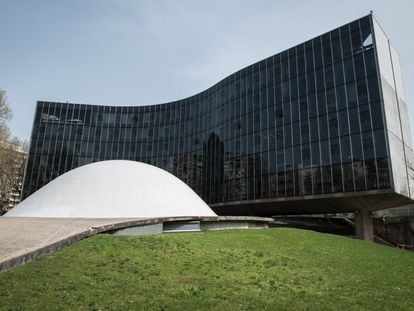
[0, 89, 27, 213]
[0, 89, 13, 141]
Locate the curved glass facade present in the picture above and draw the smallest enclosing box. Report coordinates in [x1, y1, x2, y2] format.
[22, 14, 413, 213]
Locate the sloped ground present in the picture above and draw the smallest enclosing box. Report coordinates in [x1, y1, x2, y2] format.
[0, 228, 413, 310]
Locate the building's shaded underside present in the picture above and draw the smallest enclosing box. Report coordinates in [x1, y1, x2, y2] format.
[212, 191, 412, 216]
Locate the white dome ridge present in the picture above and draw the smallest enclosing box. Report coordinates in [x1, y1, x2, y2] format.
[5, 160, 217, 218]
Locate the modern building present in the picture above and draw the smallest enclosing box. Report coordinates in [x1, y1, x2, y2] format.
[20, 13, 413, 239]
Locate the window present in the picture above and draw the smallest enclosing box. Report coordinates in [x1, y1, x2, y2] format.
[329, 114, 339, 138]
[301, 121, 309, 143]
[339, 110, 349, 136]
[354, 54, 365, 79]
[351, 134, 363, 161]
[330, 140, 341, 164]
[341, 135, 352, 163]
[362, 132, 375, 159]
[348, 107, 360, 134]
[368, 75, 380, 101]
[323, 39, 332, 64]
[357, 79, 368, 105]
[374, 129, 387, 158]
[310, 117, 319, 141]
[351, 29, 362, 53]
[334, 61, 344, 86]
[364, 49, 376, 75]
[336, 85, 347, 109]
[346, 82, 357, 107]
[340, 26, 352, 57]
[321, 140, 330, 164]
[332, 38, 342, 61]
[359, 105, 371, 132]
[312, 142, 320, 165]
[319, 115, 329, 140]
[326, 88, 336, 112]
[344, 58, 354, 82]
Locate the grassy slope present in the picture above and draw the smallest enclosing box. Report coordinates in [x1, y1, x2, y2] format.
[0, 228, 413, 310]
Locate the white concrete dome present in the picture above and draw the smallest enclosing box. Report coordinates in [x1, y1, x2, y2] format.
[5, 160, 217, 218]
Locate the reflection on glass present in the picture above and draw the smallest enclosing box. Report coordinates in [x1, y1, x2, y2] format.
[23, 14, 402, 207]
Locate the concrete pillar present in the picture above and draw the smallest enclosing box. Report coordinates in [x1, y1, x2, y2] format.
[355, 209, 374, 241]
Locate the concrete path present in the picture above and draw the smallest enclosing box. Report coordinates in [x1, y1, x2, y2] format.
[0, 216, 195, 272]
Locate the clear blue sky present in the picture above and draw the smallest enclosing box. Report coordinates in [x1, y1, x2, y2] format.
[1, 0, 413, 141]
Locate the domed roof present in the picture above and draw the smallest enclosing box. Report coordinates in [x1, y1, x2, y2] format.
[5, 160, 217, 218]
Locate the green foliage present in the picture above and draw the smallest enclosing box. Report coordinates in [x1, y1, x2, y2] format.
[0, 228, 413, 310]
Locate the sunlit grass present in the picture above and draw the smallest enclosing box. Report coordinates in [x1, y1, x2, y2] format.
[0, 228, 413, 310]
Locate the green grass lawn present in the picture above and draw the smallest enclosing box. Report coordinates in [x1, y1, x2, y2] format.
[0, 228, 413, 310]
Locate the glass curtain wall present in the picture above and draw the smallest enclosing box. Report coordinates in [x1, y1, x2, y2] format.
[23, 14, 394, 205]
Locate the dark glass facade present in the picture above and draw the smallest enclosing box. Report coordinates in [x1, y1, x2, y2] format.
[22, 14, 414, 214]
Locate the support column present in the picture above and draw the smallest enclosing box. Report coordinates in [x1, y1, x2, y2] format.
[355, 209, 374, 241]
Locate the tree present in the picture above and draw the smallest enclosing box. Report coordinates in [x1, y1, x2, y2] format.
[0, 89, 27, 213]
[0, 140, 27, 213]
[0, 89, 12, 141]
[0, 89, 12, 120]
